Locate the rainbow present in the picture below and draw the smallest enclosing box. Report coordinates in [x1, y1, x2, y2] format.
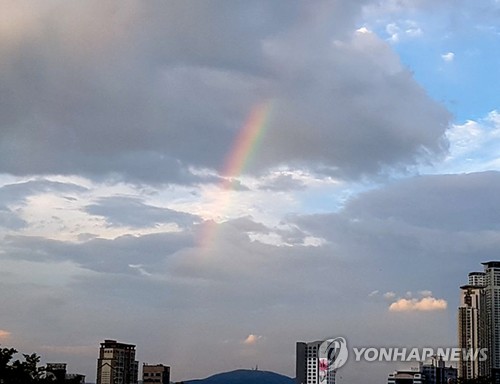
[198, 101, 273, 248]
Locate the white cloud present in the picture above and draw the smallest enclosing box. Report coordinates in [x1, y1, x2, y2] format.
[447, 120, 485, 155]
[441, 110, 500, 173]
[418, 290, 433, 297]
[383, 291, 396, 299]
[386, 23, 400, 42]
[368, 290, 380, 297]
[377, 290, 441, 310]
[128, 264, 153, 277]
[356, 27, 372, 34]
[441, 52, 455, 61]
[389, 297, 448, 312]
[405, 26, 423, 37]
[382, 20, 422, 43]
[243, 334, 263, 345]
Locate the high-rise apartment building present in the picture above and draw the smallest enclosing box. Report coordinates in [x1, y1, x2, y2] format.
[143, 364, 170, 384]
[458, 262, 500, 382]
[468, 271, 486, 286]
[483, 262, 500, 382]
[296, 341, 336, 384]
[458, 281, 488, 379]
[96, 340, 139, 384]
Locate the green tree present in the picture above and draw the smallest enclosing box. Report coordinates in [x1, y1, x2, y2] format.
[0, 347, 17, 383]
[0, 346, 48, 384]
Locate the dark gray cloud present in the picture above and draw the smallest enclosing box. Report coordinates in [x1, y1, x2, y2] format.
[0, 0, 450, 184]
[252, 29, 450, 178]
[344, 171, 500, 231]
[3, 230, 194, 274]
[84, 196, 201, 228]
[292, 171, 500, 298]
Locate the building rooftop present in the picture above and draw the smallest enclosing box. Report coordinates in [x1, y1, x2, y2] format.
[100, 339, 136, 349]
[460, 284, 485, 289]
[482, 261, 500, 268]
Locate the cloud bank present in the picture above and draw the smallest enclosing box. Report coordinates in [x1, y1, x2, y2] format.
[0, 1, 450, 184]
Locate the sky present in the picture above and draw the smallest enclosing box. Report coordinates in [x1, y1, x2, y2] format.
[0, 0, 499, 383]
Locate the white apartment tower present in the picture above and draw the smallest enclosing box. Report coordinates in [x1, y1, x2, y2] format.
[458, 262, 500, 382]
[458, 281, 488, 379]
[469, 271, 486, 286]
[296, 341, 336, 384]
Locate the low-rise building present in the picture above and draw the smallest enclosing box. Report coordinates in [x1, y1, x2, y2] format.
[388, 369, 425, 384]
[421, 356, 457, 384]
[45, 363, 85, 383]
[388, 358, 457, 384]
[143, 364, 170, 384]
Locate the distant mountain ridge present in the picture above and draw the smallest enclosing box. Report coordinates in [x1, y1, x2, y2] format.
[185, 369, 294, 384]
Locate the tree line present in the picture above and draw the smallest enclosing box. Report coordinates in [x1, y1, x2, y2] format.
[0, 346, 48, 383]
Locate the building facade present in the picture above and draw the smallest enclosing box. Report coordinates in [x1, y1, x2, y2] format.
[458, 282, 489, 379]
[420, 356, 457, 384]
[458, 262, 500, 382]
[387, 369, 424, 384]
[296, 341, 336, 384]
[46, 363, 86, 384]
[388, 358, 456, 384]
[96, 340, 139, 384]
[46, 363, 68, 382]
[143, 364, 170, 384]
[483, 262, 500, 382]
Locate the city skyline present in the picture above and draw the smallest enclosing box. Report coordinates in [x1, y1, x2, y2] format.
[0, 1, 499, 383]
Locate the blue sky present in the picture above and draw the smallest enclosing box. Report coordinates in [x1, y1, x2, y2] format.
[0, 1, 499, 383]
[367, 1, 500, 123]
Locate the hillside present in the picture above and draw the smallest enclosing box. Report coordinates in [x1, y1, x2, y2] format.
[185, 369, 294, 384]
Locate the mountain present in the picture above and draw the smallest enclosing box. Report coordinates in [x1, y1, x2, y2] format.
[185, 369, 294, 384]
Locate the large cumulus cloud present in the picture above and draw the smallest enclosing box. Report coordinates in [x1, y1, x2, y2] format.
[0, 0, 450, 183]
